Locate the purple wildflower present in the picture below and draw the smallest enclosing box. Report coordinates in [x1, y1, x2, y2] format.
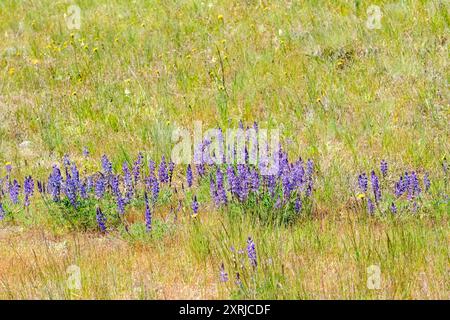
[9, 179, 20, 204]
[132, 152, 143, 184]
[408, 171, 421, 200]
[122, 162, 133, 202]
[247, 237, 257, 268]
[24, 176, 34, 207]
[227, 165, 237, 195]
[168, 160, 175, 185]
[306, 159, 314, 179]
[390, 202, 397, 214]
[95, 175, 106, 199]
[80, 181, 88, 199]
[380, 160, 388, 177]
[186, 164, 193, 187]
[192, 195, 199, 215]
[71, 164, 80, 191]
[371, 171, 381, 203]
[424, 173, 431, 192]
[294, 197, 302, 213]
[48, 165, 62, 202]
[96, 207, 107, 233]
[37, 181, 44, 194]
[158, 156, 169, 183]
[358, 173, 368, 193]
[210, 174, 218, 204]
[82, 147, 89, 158]
[5, 163, 12, 175]
[144, 192, 152, 231]
[64, 174, 77, 207]
[216, 167, 227, 205]
[0, 202, 5, 220]
[101, 154, 113, 176]
[219, 263, 228, 282]
[367, 198, 375, 215]
[151, 176, 159, 204]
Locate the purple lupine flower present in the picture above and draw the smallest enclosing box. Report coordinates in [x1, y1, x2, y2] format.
[408, 171, 421, 200]
[5, 163, 12, 175]
[218, 128, 225, 164]
[96, 207, 107, 233]
[294, 197, 302, 213]
[238, 167, 249, 201]
[274, 196, 282, 209]
[380, 160, 388, 177]
[23, 176, 34, 207]
[116, 193, 126, 215]
[266, 174, 277, 197]
[216, 167, 227, 205]
[424, 173, 431, 192]
[86, 176, 93, 193]
[0, 202, 5, 220]
[210, 174, 218, 204]
[192, 195, 199, 215]
[9, 179, 20, 204]
[253, 121, 258, 133]
[390, 202, 397, 214]
[226, 165, 237, 195]
[306, 159, 314, 179]
[249, 168, 260, 193]
[37, 181, 43, 194]
[132, 152, 143, 184]
[305, 180, 313, 197]
[196, 163, 205, 178]
[358, 173, 368, 193]
[281, 166, 292, 199]
[367, 198, 375, 215]
[292, 160, 306, 190]
[395, 176, 405, 197]
[158, 156, 169, 183]
[48, 165, 62, 201]
[219, 263, 228, 282]
[82, 147, 89, 158]
[63, 154, 71, 169]
[110, 175, 120, 197]
[235, 273, 242, 286]
[80, 182, 88, 199]
[71, 163, 80, 191]
[148, 160, 156, 177]
[95, 175, 106, 199]
[122, 162, 133, 202]
[186, 164, 193, 188]
[168, 160, 175, 185]
[64, 174, 77, 207]
[247, 237, 257, 268]
[101, 154, 113, 176]
[371, 171, 381, 203]
[144, 192, 152, 232]
[151, 176, 159, 204]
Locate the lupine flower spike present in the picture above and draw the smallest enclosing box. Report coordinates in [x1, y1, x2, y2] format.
[247, 237, 257, 268]
[191, 195, 199, 217]
[144, 192, 152, 232]
[96, 207, 107, 233]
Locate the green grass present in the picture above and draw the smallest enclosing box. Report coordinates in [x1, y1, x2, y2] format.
[0, 0, 448, 299]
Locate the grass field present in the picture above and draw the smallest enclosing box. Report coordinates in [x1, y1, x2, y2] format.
[0, 0, 448, 299]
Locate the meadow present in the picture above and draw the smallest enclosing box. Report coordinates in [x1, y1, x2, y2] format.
[0, 0, 448, 299]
